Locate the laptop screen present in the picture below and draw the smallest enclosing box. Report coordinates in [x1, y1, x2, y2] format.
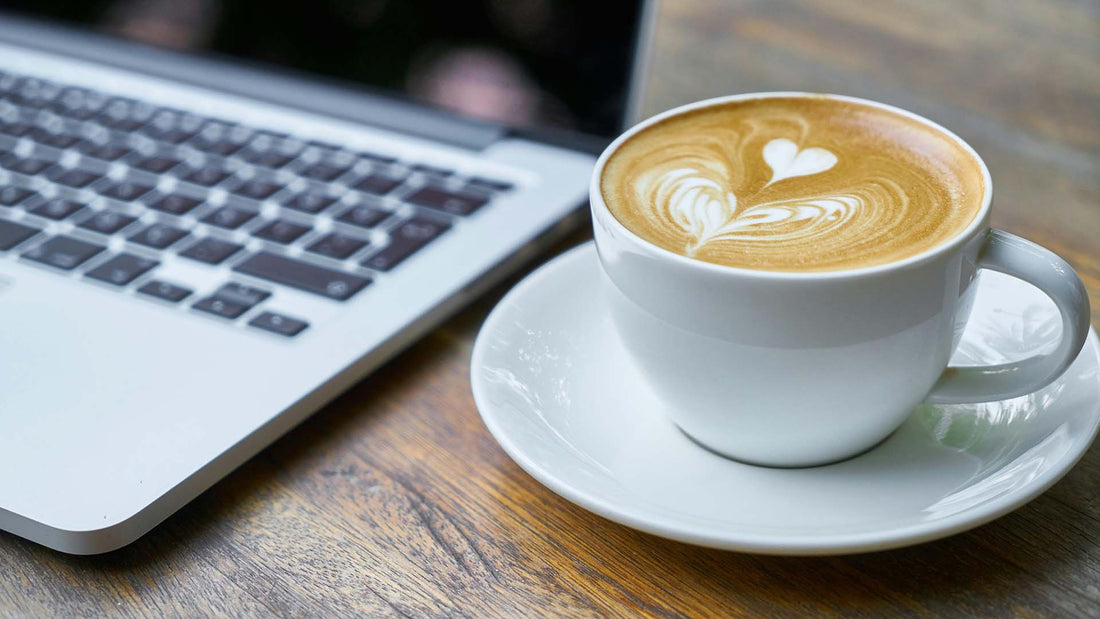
[0, 0, 646, 138]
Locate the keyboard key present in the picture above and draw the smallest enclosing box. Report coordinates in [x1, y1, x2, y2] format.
[53, 87, 107, 120]
[0, 73, 18, 96]
[137, 279, 192, 303]
[284, 191, 337, 214]
[129, 223, 189, 249]
[30, 128, 82, 150]
[352, 174, 403, 195]
[142, 110, 204, 143]
[97, 98, 154, 131]
[234, 251, 371, 301]
[304, 143, 353, 165]
[249, 311, 308, 337]
[180, 237, 243, 265]
[0, 219, 39, 250]
[410, 164, 452, 177]
[148, 194, 202, 216]
[202, 206, 256, 230]
[300, 162, 350, 181]
[84, 253, 158, 286]
[48, 168, 101, 188]
[192, 136, 247, 157]
[244, 150, 295, 169]
[181, 165, 232, 187]
[0, 121, 33, 137]
[0, 186, 36, 207]
[231, 179, 282, 201]
[98, 180, 153, 202]
[191, 282, 271, 320]
[22, 235, 105, 269]
[405, 185, 489, 215]
[306, 233, 368, 260]
[213, 282, 271, 306]
[10, 78, 60, 108]
[192, 296, 250, 320]
[1, 154, 53, 176]
[78, 141, 131, 161]
[189, 122, 249, 155]
[362, 217, 450, 271]
[11, 93, 55, 109]
[467, 176, 514, 192]
[77, 210, 138, 235]
[30, 199, 85, 221]
[246, 133, 302, 161]
[243, 134, 303, 167]
[101, 117, 147, 133]
[253, 219, 311, 244]
[336, 205, 389, 229]
[132, 155, 182, 174]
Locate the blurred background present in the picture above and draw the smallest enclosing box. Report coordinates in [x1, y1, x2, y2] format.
[0, 0, 642, 136]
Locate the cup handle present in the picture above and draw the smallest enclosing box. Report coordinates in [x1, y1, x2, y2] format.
[926, 229, 1091, 404]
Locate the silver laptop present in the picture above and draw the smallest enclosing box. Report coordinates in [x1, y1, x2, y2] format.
[0, 0, 656, 554]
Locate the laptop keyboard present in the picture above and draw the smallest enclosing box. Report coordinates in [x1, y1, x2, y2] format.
[0, 70, 515, 337]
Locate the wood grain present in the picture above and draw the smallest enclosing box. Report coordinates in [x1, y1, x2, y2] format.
[3, 0, 1098, 616]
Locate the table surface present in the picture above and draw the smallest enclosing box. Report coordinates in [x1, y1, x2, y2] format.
[4, 1, 1099, 616]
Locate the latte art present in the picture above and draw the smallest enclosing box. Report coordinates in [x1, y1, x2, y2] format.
[652, 139, 893, 256]
[602, 97, 985, 272]
[762, 138, 837, 186]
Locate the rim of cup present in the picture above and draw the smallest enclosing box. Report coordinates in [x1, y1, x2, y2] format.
[590, 92, 995, 280]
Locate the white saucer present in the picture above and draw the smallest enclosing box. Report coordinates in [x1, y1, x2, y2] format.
[471, 243, 1100, 555]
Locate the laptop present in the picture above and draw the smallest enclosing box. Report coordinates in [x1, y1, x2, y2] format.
[0, 0, 656, 554]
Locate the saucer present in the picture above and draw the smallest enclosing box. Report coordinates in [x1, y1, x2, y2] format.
[471, 243, 1100, 555]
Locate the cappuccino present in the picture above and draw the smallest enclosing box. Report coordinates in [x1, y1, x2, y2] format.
[601, 96, 985, 272]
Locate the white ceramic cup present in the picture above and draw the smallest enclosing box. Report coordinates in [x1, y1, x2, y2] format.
[591, 93, 1091, 468]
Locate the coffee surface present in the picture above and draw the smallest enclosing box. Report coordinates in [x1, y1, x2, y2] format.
[601, 96, 985, 272]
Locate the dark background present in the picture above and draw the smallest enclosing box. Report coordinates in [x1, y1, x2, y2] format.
[0, 0, 643, 137]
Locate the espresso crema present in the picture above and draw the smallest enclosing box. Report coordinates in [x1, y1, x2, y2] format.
[600, 96, 986, 272]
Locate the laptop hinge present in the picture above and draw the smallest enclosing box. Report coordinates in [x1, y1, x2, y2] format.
[0, 12, 505, 151]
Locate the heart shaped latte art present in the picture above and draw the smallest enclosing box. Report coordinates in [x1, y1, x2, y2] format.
[763, 138, 838, 186]
[645, 138, 856, 255]
[660, 168, 738, 248]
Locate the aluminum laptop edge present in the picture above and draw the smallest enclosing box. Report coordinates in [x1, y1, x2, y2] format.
[0, 1, 658, 554]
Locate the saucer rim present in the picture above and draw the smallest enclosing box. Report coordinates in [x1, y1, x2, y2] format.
[470, 242, 1100, 555]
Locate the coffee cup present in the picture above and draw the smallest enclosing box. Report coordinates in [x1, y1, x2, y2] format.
[591, 93, 1090, 467]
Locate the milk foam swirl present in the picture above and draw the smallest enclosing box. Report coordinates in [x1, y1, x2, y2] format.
[601, 97, 984, 272]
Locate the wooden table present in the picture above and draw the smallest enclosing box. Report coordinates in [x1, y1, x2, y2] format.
[3, 1, 1098, 616]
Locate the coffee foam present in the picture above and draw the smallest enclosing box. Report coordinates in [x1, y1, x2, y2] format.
[601, 96, 985, 272]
